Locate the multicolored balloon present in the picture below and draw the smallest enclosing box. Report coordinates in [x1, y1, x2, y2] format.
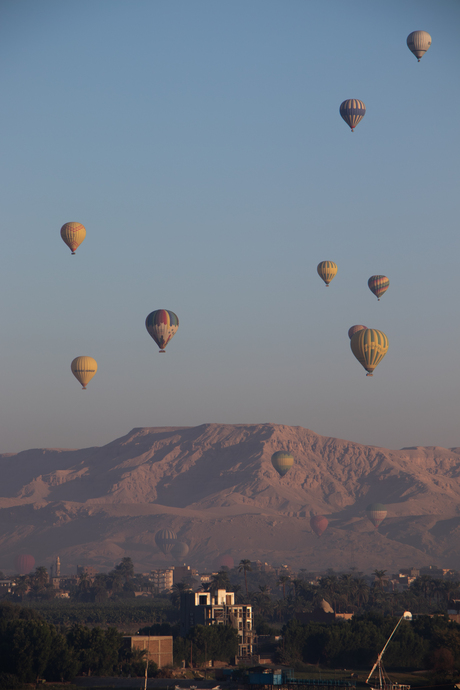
[146, 310, 179, 353]
[60, 222, 86, 255]
[407, 31, 432, 62]
[317, 261, 337, 287]
[155, 529, 177, 556]
[366, 503, 387, 529]
[348, 325, 367, 340]
[271, 451, 294, 478]
[71, 356, 97, 390]
[350, 328, 388, 377]
[339, 99, 366, 132]
[310, 515, 328, 538]
[368, 275, 389, 301]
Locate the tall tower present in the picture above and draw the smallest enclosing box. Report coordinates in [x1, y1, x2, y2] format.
[55, 556, 61, 577]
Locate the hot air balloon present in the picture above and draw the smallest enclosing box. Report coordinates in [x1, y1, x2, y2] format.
[339, 100, 366, 132]
[71, 357, 97, 390]
[366, 503, 387, 529]
[60, 222, 86, 255]
[171, 541, 189, 561]
[348, 325, 367, 340]
[317, 261, 337, 287]
[145, 310, 179, 353]
[350, 329, 388, 377]
[368, 275, 389, 301]
[213, 554, 234, 570]
[407, 31, 432, 62]
[14, 554, 35, 574]
[155, 529, 177, 556]
[310, 515, 328, 538]
[271, 451, 294, 477]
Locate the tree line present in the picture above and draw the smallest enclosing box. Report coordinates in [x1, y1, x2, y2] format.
[0, 602, 152, 689]
[276, 613, 460, 676]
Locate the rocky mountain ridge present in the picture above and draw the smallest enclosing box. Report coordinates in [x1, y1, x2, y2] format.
[0, 423, 459, 573]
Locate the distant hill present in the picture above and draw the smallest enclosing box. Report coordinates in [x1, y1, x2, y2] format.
[1, 423, 460, 574]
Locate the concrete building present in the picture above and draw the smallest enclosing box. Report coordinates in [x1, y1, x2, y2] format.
[150, 568, 174, 593]
[77, 565, 98, 579]
[180, 589, 254, 658]
[123, 636, 173, 669]
[173, 565, 198, 584]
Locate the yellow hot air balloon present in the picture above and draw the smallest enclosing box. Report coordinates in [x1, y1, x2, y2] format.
[317, 261, 337, 287]
[61, 222, 86, 255]
[350, 329, 388, 377]
[71, 356, 97, 389]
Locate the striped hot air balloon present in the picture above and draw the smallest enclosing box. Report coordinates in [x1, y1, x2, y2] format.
[348, 325, 367, 340]
[146, 310, 179, 353]
[407, 31, 432, 62]
[317, 261, 337, 286]
[368, 275, 389, 301]
[271, 451, 294, 478]
[71, 357, 97, 390]
[155, 529, 177, 555]
[366, 503, 387, 529]
[339, 100, 366, 132]
[350, 329, 388, 377]
[60, 222, 86, 255]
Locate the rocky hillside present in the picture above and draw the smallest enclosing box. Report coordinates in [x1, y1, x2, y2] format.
[1, 423, 460, 573]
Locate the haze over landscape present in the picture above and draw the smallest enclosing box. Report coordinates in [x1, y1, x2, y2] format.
[0, 1, 459, 574]
[2, 423, 460, 574]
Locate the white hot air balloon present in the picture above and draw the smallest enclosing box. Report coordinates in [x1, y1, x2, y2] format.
[407, 31, 432, 62]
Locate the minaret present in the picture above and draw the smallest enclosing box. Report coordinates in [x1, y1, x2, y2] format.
[55, 556, 61, 577]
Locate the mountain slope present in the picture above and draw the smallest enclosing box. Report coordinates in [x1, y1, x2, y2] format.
[1, 423, 460, 573]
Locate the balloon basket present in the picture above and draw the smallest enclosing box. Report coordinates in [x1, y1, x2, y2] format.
[366, 373, 373, 377]
[159, 350, 165, 353]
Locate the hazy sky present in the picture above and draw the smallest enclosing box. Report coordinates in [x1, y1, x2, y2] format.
[0, 0, 459, 453]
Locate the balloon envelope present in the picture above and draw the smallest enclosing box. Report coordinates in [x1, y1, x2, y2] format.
[310, 515, 328, 538]
[14, 554, 35, 574]
[271, 451, 294, 477]
[71, 357, 97, 389]
[171, 541, 189, 561]
[348, 325, 367, 340]
[317, 261, 337, 286]
[407, 31, 431, 61]
[155, 529, 177, 555]
[213, 554, 234, 570]
[368, 275, 389, 301]
[366, 503, 387, 529]
[339, 100, 366, 131]
[60, 222, 86, 254]
[350, 329, 388, 376]
[146, 310, 179, 352]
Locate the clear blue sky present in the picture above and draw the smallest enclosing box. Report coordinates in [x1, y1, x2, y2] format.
[0, 0, 459, 453]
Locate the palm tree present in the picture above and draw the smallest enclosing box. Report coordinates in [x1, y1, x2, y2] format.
[238, 559, 252, 598]
[373, 569, 387, 591]
[277, 574, 290, 601]
[170, 581, 192, 608]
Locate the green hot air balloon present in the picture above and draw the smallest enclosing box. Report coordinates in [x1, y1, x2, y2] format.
[271, 451, 294, 478]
